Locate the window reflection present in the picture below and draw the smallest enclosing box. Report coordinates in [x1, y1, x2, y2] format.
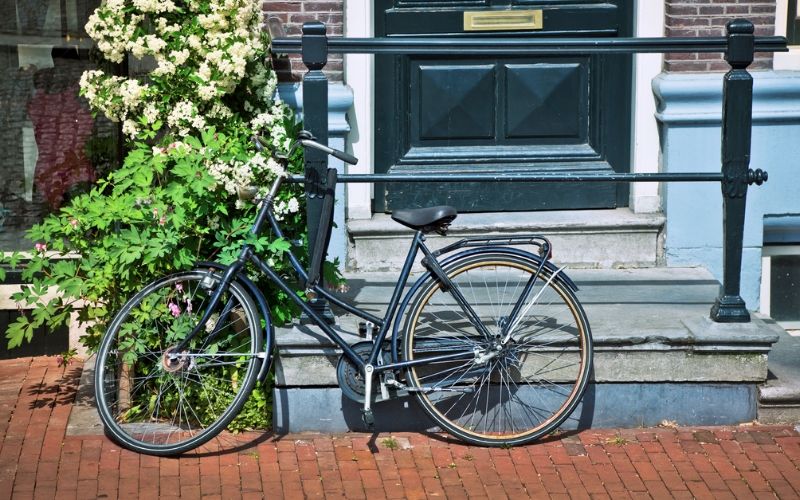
[0, 0, 118, 251]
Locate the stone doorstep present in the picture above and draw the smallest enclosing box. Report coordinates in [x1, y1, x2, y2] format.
[274, 315, 779, 388]
[275, 267, 779, 388]
[347, 207, 665, 271]
[64, 267, 787, 436]
[757, 327, 800, 424]
[272, 267, 781, 432]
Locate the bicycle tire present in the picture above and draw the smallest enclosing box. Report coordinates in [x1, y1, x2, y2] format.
[95, 270, 263, 456]
[402, 251, 592, 446]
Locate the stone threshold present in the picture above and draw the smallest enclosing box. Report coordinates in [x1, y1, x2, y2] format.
[271, 267, 782, 432]
[347, 207, 665, 271]
[65, 267, 785, 436]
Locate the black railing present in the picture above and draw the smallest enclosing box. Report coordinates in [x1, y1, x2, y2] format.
[270, 19, 787, 324]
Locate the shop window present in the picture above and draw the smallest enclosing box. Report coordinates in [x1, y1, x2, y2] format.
[0, 0, 119, 252]
[761, 215, 800, 332]
[789, 0, 800, 45]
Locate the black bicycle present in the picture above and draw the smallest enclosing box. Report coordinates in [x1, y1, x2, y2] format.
[94, 133, 593, 455]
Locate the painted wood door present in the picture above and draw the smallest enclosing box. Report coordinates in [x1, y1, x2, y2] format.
[374, 0, 633, 212]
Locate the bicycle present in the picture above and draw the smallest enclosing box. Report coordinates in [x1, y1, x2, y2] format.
[94, 132, 593, 456]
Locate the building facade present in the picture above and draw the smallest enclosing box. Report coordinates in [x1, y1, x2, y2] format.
[266, 0, 800, 325]
[0, 1, 798, 331]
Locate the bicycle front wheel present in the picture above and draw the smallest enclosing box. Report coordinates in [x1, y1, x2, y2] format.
[95, 270, 263, 456]
[403, 251, 592, 446]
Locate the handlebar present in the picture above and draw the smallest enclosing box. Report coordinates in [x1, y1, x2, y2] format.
[300, 138, 359, 165]
[251, 131, 358, 165]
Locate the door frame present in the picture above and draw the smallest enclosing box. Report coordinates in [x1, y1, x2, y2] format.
[344, 0, 664, 219]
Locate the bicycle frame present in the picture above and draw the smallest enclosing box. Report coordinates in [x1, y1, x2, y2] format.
[175, 173, 560, 384]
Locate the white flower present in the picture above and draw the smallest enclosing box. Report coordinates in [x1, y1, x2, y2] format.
[152, 58, 176, 77]
[171, 49, 190, 66]
[197, 84, 217, 101]
[122, 119, 138, 137]
[143, 103, 159, 123]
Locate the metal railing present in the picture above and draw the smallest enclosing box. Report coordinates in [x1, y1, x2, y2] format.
[270, 19, 787, 323]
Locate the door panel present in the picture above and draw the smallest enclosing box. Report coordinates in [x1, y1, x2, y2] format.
[417, 64, 496, 140]
[505, 62, 587, 140]
[374, 0, 633, 212]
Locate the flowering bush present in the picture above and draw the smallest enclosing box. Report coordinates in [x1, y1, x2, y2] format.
[79, 0, 287, 145]
[0, 0, 312, 431]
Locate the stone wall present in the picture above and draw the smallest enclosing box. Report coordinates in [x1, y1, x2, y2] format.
[263, 0, 344, 81]
[665, 0, 777, 71]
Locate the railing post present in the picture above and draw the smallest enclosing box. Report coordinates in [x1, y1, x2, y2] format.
[710, 19, 754, 323]
[301, 21, 334, 323]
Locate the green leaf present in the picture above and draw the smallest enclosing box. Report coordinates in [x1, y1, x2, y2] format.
[268, 238, 292, 254]
[6, 316, 34, 349]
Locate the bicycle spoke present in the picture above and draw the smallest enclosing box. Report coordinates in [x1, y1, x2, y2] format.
[96, 271, 261, 455]
[406, 253, 591, 445]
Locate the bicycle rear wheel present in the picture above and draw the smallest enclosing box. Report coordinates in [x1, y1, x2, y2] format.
[95, 270, 262, 456]
[403, 251, 592, 446]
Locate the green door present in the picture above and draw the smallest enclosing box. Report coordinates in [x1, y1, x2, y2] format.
[374, 0, 633, 212]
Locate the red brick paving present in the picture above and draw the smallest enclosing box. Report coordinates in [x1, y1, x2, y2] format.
[2, 357, 800, 499]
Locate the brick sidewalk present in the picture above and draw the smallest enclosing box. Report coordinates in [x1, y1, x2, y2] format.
[2, 357, 800, 499]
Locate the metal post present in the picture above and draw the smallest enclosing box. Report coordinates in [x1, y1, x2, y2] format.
[301, 22, 334, 323]
[710, 19, 754, 323]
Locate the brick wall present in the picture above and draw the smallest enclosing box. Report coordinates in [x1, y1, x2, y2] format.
[263, 0, 344, 81]
[665, 0, 776, 71]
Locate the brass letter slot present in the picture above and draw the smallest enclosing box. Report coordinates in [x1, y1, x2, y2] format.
[463, 9, 543, 32]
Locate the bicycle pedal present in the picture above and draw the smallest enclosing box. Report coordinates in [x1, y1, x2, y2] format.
[361, 409, 375, 428]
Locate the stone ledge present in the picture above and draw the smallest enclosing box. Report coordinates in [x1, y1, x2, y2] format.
[758, 326, 800, 424]
[275, 315, 777, 387]
[275, 268, 779, 388]
[347, 208, 665, 271]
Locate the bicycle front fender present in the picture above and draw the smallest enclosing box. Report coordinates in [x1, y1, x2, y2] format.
[195, 262, 274, 383]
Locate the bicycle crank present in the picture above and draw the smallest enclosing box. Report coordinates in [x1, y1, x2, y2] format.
[336, 341, 393, 403]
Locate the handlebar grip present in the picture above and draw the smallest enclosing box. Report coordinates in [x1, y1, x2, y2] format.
[331, 149, 359, 165]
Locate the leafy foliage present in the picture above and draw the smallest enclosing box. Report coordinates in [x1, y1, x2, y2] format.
[0, 0, 324, 433]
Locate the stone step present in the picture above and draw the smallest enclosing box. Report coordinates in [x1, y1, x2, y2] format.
[273, 267, 781, 433]
[346, 208, 665, 272]
[758, 327, 800, 424]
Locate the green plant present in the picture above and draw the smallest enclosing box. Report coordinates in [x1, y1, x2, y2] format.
[55, 348, 79, 367]
[381, 437, 399, 450]
[606, 434, 629, 446]
[1, 0, 318, 433]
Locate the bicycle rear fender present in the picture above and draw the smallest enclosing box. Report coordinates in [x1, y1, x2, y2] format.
[438, 246, 579, 292]
[389, 246, 578, 363]
[196, 262, 274, 383]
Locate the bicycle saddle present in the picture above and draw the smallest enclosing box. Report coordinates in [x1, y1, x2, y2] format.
[391, 206, 457, 234]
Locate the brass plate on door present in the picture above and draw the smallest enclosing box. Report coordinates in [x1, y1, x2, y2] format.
[463, 10, 543, 32]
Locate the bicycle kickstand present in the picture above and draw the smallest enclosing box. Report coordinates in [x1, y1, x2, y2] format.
[361, 364, 375, 428]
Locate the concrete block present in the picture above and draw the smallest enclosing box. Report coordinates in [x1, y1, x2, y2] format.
[273, 383, 758, 433]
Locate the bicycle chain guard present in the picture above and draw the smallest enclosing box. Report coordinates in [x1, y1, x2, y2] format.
[337, 341, 392, 403]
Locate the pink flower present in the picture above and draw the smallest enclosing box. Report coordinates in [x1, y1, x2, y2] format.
[34, 243, 47, 253]
[175, 283, 183, 292]
[69, 219, 78, 228]
[168, 302, 181, 317]
[159, 216, 166, 226]
[186, 299, 193, 313]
